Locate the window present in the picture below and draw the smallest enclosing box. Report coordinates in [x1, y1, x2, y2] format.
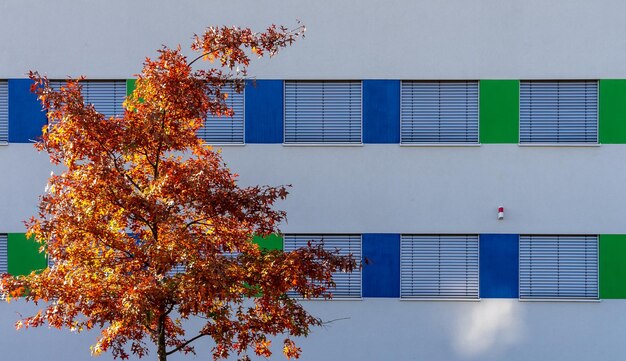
[520, 81, 598, 144]
[283, 234, 361, 298]
[400, 235, 479, 299]
[51, 80, 126, 118]
[519, 235, 598, 300]
[0, 80, 8, 144]
[198, 83, 245, 144]
[0, 234, 7, 274]
[284, 81, 362, 144]
[401, 81, 479, 144]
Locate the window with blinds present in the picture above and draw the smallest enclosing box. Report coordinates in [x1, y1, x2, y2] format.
[284, 81, 362, 144]
[401, 81, 479, 144]
[0, 234, 7, 274]
[198, 83, 245, 144]
[400, 235, 479, 299]
[51, 80, 126, 118]
[520, 81, 598, 144]
[283, 234, 361, 298]
[0, 80, 8, 144]
[519, 235, 598, 300]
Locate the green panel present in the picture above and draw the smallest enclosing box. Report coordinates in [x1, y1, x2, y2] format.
[7, 233, 47, 276]
[126, 79, 136, 97]
[252, 234, 283, 251]
[600, 234, 626, 299]
[599, 80, 626, 144]
[479, 80, 519, 143]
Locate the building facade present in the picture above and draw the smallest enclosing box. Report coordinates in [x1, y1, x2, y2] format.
[2, 1, 626, 360]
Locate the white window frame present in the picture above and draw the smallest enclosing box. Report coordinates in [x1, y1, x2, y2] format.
[400, 234, 480, 300]
[283, 234, 362, 299]
[283, 81, 363, 145]
[0, 234, 7, 275]
[519, 80, 599, 145]
[400, 81, 480, 146]
[50, 80, 126, 119]
[198, 82, 245, 145]
[519, 235, 599, 301]
[0, 80, 8, 145]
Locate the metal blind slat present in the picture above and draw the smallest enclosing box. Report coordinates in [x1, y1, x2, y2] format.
[520, 81, 598, 143]
[284, 234, 361, 298]
[0, 234, 7, 274]
[285, 81, 362, 144]
[50, 80, 126, 118]
[519, 235, 598, 299]
[0, 81, 8, 143]
[198, 83, 245, 144]
[400, 235, 479, 299]
[401, 81, 479, 144]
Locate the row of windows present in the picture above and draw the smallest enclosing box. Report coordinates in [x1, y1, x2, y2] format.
[0, 233, 599, 300]
[0, 79, 602, 145]
[286, 234, 599, 300]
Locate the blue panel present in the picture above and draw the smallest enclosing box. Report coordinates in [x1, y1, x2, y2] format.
[480, 234, 519, 298]
[363, 80, 400, 143]
[245, 79, 283, 143]
[8, 79, 47, 143]
[362, 233, 400, 297]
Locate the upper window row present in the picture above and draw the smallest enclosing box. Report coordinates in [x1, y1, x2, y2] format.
[0, 80, 600, 145]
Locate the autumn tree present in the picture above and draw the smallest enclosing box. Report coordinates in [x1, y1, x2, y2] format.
[0, 24, 357, 361]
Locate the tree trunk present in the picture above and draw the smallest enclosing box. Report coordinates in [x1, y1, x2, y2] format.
[157, 314, 167, 361]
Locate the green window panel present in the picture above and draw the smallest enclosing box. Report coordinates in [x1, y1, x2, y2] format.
[600, 234, 626, 299]
[599, 80, 626, 144]
[126, 79, 136, 97]
[252, 234, 283, 251]
[7, 233, 47, 276]
[479, 80, 519, 143]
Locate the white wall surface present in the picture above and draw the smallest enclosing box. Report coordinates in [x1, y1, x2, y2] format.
[2, 0, 626, 79]
[0, 299, 623, 361]
[2, 143, 626, 234]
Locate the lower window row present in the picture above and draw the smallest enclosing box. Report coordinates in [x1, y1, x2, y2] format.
[285, 234, 599, 301]
[0, 234, 599, 301]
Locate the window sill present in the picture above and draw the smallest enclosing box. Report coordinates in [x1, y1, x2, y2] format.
[519, 298, 600, 303]
[400, 297, 480, 302]
[296, 297, 363, 301]
[400, 143, 480, 147]
[282, 143, 363, 147]
[204, 143, 246, 147]
[518, 143, 600, 147]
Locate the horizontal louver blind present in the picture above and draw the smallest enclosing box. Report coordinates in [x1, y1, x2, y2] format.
[401, 81, 479, 144]
[519, 235, 598, 299]
[0, 234, 7, 274]
[401, 235, 479, 299]
[520, 81, 598, 143]
[285, 81, 362, 144]
[284, 234, 361, 298]
[198, 83, 244, 144]
[0, 80, 8, 143]
[51, 80, 126, 118]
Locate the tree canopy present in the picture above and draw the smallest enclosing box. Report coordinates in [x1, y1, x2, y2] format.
[0, 24, 357, 361]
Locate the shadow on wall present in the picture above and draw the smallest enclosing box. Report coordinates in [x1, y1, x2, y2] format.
[453, 300, 524, 359]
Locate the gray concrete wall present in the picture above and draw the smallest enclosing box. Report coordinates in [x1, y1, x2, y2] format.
[2, 143, 625, 234]
[1, 0, 626, 79]
[0, 299, 623, 361]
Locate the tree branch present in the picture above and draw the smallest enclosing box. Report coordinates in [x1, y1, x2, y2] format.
[165, 333, 209, 356]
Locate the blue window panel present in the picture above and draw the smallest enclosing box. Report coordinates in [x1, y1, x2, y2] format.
[244, 80, 283, 143]
[363, 80, 400, 143]
[362, 233, 400, 297]
[8, 79, 47, 143]
[479, 234, 519, 298]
